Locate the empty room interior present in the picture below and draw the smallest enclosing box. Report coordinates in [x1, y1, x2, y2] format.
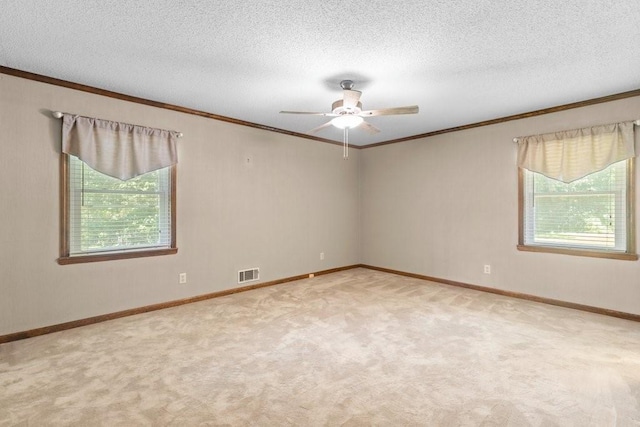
[1, 1, 640, 425]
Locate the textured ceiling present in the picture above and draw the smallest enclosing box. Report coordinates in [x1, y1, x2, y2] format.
[1, 0, 640, 146]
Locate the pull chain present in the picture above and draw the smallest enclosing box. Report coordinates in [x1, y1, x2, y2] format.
[343, 128, 349, 160]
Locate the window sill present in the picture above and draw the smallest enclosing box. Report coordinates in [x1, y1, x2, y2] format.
[58, 248, 178, 265]
[517, 244, 638, 261]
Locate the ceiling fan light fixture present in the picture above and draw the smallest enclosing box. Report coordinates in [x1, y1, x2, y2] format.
[331, 115, 363, 129]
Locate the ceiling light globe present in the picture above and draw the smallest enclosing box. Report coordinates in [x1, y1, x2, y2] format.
[331, 115, 364, 129]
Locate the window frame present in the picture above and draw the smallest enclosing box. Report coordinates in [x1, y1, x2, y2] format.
[517, 158, 637, 260]
[58, 154, 177, 265]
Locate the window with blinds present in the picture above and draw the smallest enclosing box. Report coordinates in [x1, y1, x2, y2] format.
[67, 155, 172, 256]
[522, 159, 630, 252]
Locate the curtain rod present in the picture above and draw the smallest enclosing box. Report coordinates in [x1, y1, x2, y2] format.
[52, 111, 183, 138]
[512, 119, 640, 143]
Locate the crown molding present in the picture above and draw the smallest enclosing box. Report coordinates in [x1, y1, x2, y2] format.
[363, 88, 640, 148]
[0, 65, 343, 147]
[3, 65, 640, 149]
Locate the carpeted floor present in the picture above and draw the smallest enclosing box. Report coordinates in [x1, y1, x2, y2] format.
[1, 268, 639, 426]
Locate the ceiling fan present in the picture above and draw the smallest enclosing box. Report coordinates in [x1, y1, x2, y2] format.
[280, 80, 419, 158]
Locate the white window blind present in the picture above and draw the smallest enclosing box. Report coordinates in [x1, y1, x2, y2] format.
[522, 160, 628, 251]
[68, 155, 172, 256]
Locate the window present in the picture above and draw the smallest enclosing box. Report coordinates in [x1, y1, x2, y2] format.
[59, 155, 177, 264]
[518, 159, 636, 260]
[58, 113, 179, 264]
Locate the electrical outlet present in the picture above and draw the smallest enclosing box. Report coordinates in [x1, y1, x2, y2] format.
[320, 252, 325, 260]
[483, 265, 491, 274]
[179, 273, 187, 284]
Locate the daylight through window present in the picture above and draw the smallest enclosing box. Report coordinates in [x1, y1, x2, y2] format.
[59, 155, 176, 263]
[520, 159, 635, 258]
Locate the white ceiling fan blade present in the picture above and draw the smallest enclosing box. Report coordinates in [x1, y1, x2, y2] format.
[308, 121, 333, 134]
[342, 90, 362, 109]
[358, 120, 380, 135]
[280, 110, 337, 116]
[359, 105, 419, 116]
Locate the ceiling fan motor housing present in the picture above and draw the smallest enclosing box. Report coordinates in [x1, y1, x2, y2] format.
[332, 99, 363, 115]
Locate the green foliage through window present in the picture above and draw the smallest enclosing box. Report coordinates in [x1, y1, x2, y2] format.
[68, 156, 171, 255]
[523, 161, 628, 251]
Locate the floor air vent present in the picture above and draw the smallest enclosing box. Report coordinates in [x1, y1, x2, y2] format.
[238, 268, 259, 284]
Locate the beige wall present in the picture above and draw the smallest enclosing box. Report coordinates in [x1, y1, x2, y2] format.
[2, 71, 639, 337]
[360, 96, 640, 315]
[0, 74, 360, 336]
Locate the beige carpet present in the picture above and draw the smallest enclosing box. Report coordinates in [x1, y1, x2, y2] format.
[1, 268, 639, 426]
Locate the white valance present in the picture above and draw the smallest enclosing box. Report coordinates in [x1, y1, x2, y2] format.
[61, 114, 179, 181]
[517, 121, 635, 183]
